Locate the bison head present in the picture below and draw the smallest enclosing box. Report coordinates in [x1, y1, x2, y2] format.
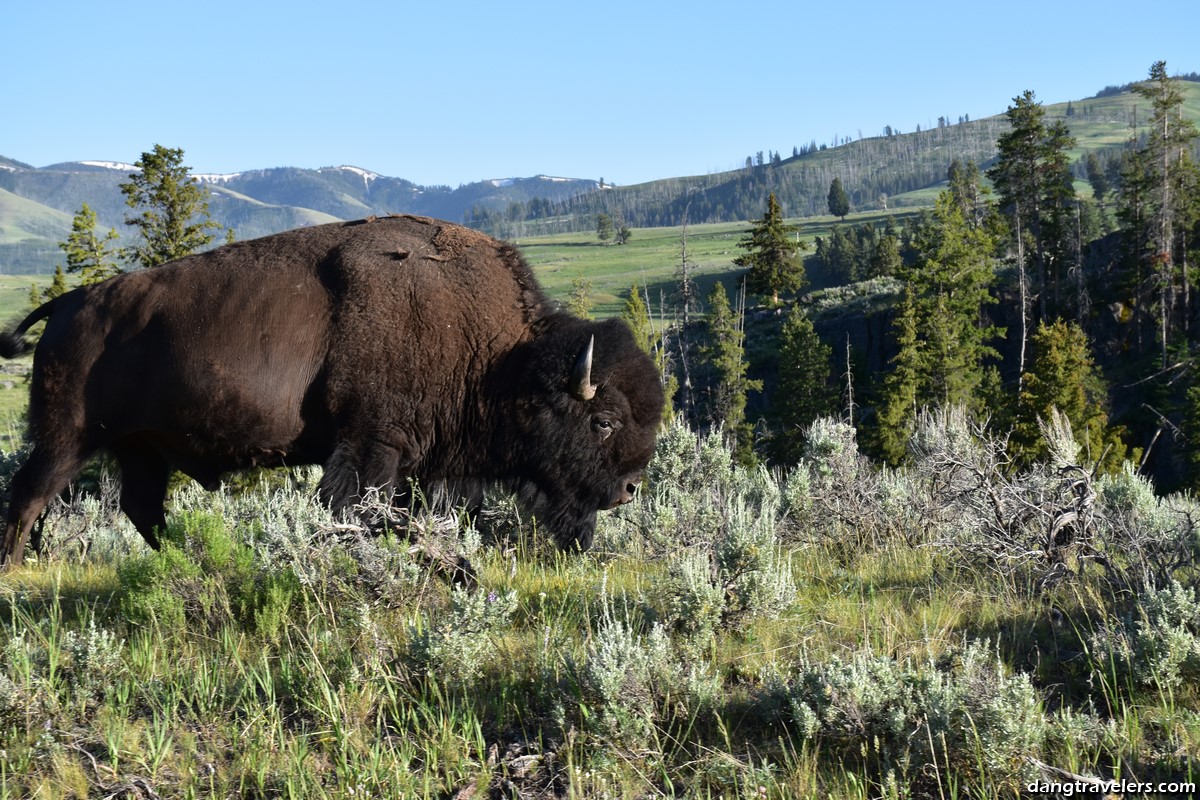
[501, 316, 664, 550]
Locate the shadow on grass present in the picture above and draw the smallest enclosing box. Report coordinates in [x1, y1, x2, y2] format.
[0, 562, 123, 630]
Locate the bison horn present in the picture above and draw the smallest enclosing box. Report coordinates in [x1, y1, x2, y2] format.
[571, 335, 598, 401]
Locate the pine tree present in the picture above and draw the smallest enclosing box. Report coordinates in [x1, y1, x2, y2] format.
[987, 90, 1077, 321]
[59, 203, 123, 285]
[1086, 153, 1110, 206]
[1011, 320, 1125, 471]
[827, 177, 851, 219]
[703, 281, 762, 465]
[621, 282, 654, 354]
[1041, 119, 1079, 314]
[1125, 61, 1200, 366]
[567, 274, 594, 319]
[771, 305, 835, 463]
[947, 159, 991, 230]
[873, 192, 1000, 463]
[622, 282, 678, 423]
[874, 285, 925, 464]
[596, 213, 614, 243]
[120, 145, 224, 268]
[43, 266, 70, 302]
[675, 218, 700, 422]
[869, 233, 902, 278]
[733, 193, 807, 305]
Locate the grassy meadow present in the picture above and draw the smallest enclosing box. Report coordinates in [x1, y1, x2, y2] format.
[1, 413, 1198, 799]
[517, 209, 921, 319]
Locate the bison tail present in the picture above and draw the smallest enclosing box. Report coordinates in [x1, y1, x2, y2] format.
[0, 297, 59, 359]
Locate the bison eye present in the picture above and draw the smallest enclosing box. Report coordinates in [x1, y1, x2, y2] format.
[592, 416, 617, 440]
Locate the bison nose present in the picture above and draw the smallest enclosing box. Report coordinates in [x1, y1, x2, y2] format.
[602, 474, 642, 510]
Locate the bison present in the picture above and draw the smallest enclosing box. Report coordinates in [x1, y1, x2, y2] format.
[0, 215, 663, 567]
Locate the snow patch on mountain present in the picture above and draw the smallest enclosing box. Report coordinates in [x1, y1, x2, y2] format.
[78, 161, 139, 171]
[195, 173, 244, 184]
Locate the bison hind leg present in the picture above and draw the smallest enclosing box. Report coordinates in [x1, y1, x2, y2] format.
[2, 444, 88, 567]
[111, 445, 171, 550]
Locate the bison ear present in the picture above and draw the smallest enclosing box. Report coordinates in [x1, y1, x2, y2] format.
[570, 335, 598, 401]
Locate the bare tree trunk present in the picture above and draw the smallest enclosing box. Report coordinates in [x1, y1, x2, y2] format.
[1016, 206, 1029, 392]
[1183, 226, 1191, 339]
[676, 215, 696, 423]
[1074, 203, 1089, 326]
[844, 333, 855, 426]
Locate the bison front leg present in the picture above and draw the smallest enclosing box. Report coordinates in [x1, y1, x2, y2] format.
[318, 436, 414, 516]
[111, 444, 171, 550]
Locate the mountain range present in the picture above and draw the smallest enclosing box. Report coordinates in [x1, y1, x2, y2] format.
[0, 159, 598, 273]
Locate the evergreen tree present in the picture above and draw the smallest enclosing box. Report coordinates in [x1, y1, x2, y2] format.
[869, 233, 903, 278]
[733, 193, 806, 304]
[873, 192, 1000, 463]
[44, 266, 70, 302]
[827, 177, 851, 219]
[874, 285, 925, 464]
[947, 159, 991, 230]
[59, 203, 123, 285]
[771, 305, 835, 463]
[120, 145, 223, 268]
[1011, 320, 1125, 471]
[621, 282, 654, 354]
[675, 219, 701, 422]
[703, 281, 762, 465]
[1085, 152, 1110, 206]
[622, 282, 678, 423]
[567, 274, 594, 319]
[814, 226, 864, 284]
[987, 90, 1077, 321]
[1126, 61, 1200, 366]
[596, 213, 614, 243]
[1041, 119, 1079, 313]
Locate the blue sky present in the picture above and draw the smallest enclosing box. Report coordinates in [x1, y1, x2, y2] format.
[4, 0, 1198, 188]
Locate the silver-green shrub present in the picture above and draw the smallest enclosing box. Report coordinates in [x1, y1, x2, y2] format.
[606, 421, 795, 632]
[576, 613, 720, 745]
[783, 417, 925, 553]
[774, 641, 1046, 794]
[1094, 465, 1200, 592]
[908, 408, 1107, 592]
[715, 497, 795, 626]
[657, 496, 795, 641]
[61, 617, 124, 703]
[1090, 580, 1200, 690]
[662, 548, 725, 643]
[406, 586, 518, 684]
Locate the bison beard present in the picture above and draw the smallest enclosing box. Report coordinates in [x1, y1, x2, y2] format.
[0, 216, 663, 567]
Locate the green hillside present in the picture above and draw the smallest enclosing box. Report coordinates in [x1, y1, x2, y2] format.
[0, 188, 72, 244]
[474, 82, 1200, 237]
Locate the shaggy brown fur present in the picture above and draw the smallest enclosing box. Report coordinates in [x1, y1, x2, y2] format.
[0, 216, 663, 566]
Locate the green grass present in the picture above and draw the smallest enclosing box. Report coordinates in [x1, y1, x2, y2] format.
[517, 209, 921, 318]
